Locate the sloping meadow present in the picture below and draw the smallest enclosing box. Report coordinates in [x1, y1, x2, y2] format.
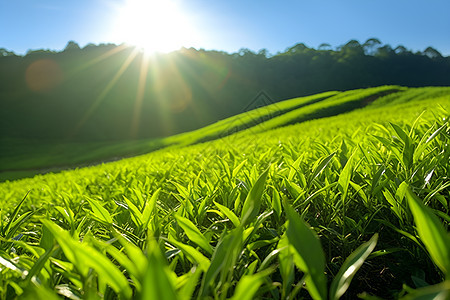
[0, 89, 449, 299]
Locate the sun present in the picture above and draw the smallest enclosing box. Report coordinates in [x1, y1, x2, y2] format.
[112, 0, 196, 53]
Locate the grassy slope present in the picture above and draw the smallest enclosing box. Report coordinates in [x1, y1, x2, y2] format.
[0, 138, 166, 182]
[0, 86, 401, 182]
[0, 91, 336, 179]
[0, 87, 449, 298]
[4, 87, 446, 191]
[163, 90, 339, 145]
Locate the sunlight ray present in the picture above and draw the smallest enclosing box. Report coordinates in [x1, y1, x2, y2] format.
[169, 51, 231, 122]
[70, 44, 130, 76]
[149, 54, 193, 134]
[71, 48, 140, 136]
[145, 55, 176, 134]
[130, 53, 150, 138]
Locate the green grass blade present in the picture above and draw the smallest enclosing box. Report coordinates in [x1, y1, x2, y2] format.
[425, 123, 447, 143]
[172, 181, 190, 199]
[288, 154, 304, 181]
[42, 220, 132, 298]
[132, 188, 145, 208]
[329, 233, 378, 300]
[214, 201, 240, 227]
[278, 234, 295, 298]
[178, 267, 202, 300]
[414, 123, 447, 162]
[230, 269, 273, 300]
[39, 224, 54, 251]
[405, 187, 450, 276]
[309, 152, 336, 188]
[390, 122, 412, 147]
[140, 239, 178, 300]
[6, 210, 36, 239]
[115, 232, 148, 277]
[241, 169, 269, 226]
[232, 159, 247, 177]
[390, 122, 414, 169]
[400, 280, 450, 300]
[174, 215, 213, 255]
[85, 198, 113, 225]
[258, 248, 283, 271]
[370, 165, 386, 195]
[382, 190, 403, 221]
[200, 227, 243, 296]
[271, 187, 282, 220]
[54, 206, 74, 227]
[2, 191, 30, 237]
[338, 149, 356, 202]
[25, 245, 56, 284]
[90, 237, 141, 286]
[200, 239, 229, 296]
[123, 195, 143, 227]
[142, 188, 160, 230]
[285, 205, 327, 300]
[167, 238, 210, 272]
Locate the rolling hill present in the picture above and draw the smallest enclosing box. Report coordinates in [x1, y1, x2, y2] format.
[2, 42, 450, 143]
[1, 86, 448, 182]
[0, 86, 449, 298]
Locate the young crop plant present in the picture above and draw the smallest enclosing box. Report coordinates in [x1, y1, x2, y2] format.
[0, 87, 449, 299]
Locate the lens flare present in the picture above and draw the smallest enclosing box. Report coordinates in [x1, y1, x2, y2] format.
[25, 59, 63, 92]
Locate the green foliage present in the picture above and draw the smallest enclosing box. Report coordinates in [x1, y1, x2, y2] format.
[285, 204, 327, 299]
[2, 41, 449, 148]
[42, 220, 132, 298]
[140, 239, 178, 300]
[0, 87, 449, 299]
[329, 233, 378, 300]
[2, 86, 449, 182]
[241, 169, 269, 227]
[405, 188, 450, 277]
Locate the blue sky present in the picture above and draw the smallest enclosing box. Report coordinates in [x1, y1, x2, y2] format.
[1, 0, 449, 55]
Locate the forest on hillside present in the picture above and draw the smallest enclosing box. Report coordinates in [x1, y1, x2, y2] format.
[1, 38, 449, 141]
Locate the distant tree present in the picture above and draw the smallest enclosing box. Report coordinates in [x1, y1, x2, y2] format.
[363, 38, 382, 55]
[98, 43, 117, 47]
[341, 40, 364, 56]
[237, 48, 255, 56]
[0, 48, 16, 56]
[318, 43, 331, 51]
[394, 45, 409, 55]
[257, 48, 269, 57]
[285, 43, 309, 54]
[344, 40, 361, 47]
[1, 40, 450, 142]
[423, 47, 442, 59]
[25, 49, 55, 56]
[64, 41, 81, 51]
[375, 45, 394, 58]
[82, 43, 97, 50]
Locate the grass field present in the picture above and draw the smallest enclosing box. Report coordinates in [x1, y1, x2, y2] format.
[1, 90, 340, 182]
[0, 86, 449, 299]
[0, 85, 405, 182]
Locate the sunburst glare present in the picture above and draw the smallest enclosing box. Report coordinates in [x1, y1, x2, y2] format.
[112, 0, 197, 53]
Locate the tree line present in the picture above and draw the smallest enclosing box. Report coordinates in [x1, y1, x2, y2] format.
[1, 38, 449, 141]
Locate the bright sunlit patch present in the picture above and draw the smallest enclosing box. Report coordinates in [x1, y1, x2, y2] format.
[112, 0, 196, 53]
